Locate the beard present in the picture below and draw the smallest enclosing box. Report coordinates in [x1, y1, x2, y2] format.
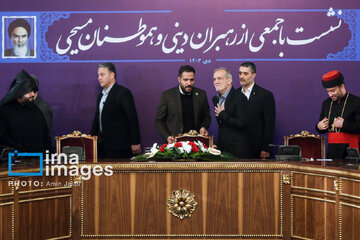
[13, 41, 28, 57]
[180, 85, 193, 94]
[19, 95, 35, 108]
[22, 99, 35, 108]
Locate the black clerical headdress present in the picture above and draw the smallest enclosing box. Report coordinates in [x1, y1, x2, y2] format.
[322, 70, 344, 88]
[0, 69, 38, 105]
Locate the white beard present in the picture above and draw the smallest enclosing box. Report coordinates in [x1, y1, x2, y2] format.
[13, 43, 28, 57]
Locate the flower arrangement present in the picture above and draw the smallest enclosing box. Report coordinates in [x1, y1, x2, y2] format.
[131, 140, 234, 161]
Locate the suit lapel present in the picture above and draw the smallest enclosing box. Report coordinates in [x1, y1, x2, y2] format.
[248, 84, 257, 102]
[192, 88, 199, 126]
[101, 83, 117, 117]
[96, 93, 102, 110]
[174, 87, 183, 124]
[224, 87, 234, 108]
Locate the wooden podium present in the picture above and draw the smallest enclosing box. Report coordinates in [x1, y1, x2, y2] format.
[2, 161, 360, 239]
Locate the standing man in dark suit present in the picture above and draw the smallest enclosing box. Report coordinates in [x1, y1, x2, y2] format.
[155, 65, 211, 143]
[91, 62, 141, 159]
[212, 67, 249, 158]
[238, 62, 276, 159]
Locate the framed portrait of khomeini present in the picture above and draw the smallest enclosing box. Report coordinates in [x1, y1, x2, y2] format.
[2, 16, 36, 58]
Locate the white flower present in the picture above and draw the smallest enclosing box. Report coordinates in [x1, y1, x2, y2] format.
[167, 143, 175, 149]
[183, 143, 192, 154]
[196, 140, 207, 152]
[150, 143, 158, 152]
[178, 146, 184, 154]
[147, 143, 159, 158]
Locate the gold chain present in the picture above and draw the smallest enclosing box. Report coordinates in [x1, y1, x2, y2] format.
[328, 92, 349, 132]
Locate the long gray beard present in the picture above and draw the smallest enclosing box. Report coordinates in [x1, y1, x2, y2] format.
[13, 44, 28, 57]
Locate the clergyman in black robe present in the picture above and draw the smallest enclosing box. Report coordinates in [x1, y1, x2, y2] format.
[316, 70, 360, 159]
[0, 69, 51, 153]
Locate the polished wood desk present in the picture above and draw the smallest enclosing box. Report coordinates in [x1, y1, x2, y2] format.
[1, 160, 360, 240]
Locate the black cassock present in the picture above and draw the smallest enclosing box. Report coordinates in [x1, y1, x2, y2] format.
[316, 93, 360, 159]
[0, 101, 51, 153]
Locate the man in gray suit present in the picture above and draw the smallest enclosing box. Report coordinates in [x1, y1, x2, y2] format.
[155, 65, 211, 143]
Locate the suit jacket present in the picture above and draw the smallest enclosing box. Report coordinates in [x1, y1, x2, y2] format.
[155, 86, 211, 141]
[238, 84, 275, 157]
[91, 83, 140, 152]
[212, 87, 250, 158]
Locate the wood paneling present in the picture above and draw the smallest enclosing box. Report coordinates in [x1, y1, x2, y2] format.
[0, 174, 72, 240]
[169, 172, 203, 234]
[340, 177, 360, 240]
[340, 204, 360, 240]
[82, 172, 131, 235]
[206, 172, 239, 234]
[133, 173, 167, 234]
[291, 171, 337, 240]
[292, 172, 335, 192]
[0, 205, 12, 240]
[242, 172, 280, 235]
[2, 161, 360, 239]
[0, 177, 13, 240]
[79, 169, 282, 238]
[19, 196, 71, 240]
[292, 196, 336, 239]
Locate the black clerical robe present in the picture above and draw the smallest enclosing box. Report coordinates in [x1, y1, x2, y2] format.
[316, 93, 360, 159]
[0, 101, 52, 153]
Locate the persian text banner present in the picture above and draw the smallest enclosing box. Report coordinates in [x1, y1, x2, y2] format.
[1, 8, 359, 63]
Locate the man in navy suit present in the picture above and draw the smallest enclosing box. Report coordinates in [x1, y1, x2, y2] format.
[238, 62, 276, 159]
[91, 62, 141, 159]
[212, 67, 250, 158]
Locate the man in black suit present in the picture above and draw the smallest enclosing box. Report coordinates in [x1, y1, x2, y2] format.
[155, 65, 211, 143]
[238, 62, 276, 159]
[91, 62, 141, 159]
[212, 67, 250, 158]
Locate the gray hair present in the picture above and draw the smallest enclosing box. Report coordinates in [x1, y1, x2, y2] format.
[214, 67, 232, 80]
